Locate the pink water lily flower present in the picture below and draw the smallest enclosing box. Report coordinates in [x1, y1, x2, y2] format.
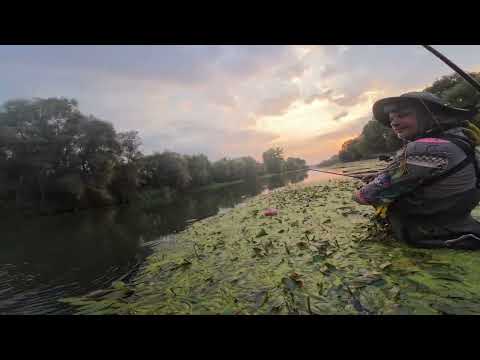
[263, 208, 278, 216]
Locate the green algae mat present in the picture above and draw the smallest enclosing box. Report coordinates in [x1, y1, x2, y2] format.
[63, 167, 480, 315]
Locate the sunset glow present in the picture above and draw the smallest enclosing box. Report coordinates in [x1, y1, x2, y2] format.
[1, 45, 480, 164]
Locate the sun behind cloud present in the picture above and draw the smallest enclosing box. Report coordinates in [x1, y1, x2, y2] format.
[252, 89, 381, 145]
[253, 98, 338, 141]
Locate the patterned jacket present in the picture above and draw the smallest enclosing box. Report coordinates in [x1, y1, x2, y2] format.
[353, 127, 478, 210]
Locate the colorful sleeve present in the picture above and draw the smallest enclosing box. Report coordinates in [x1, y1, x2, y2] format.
[353, 138, 459, 206]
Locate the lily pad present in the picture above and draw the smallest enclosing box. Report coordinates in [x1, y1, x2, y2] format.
[255, 228, 268, 238]
[64, 160, 480, 315]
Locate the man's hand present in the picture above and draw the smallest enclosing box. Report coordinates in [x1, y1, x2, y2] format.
[374, 204, 389, 219]
[462, 120, 480, 146]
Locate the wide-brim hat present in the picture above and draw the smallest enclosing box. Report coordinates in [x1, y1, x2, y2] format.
[373, 91, 474, 127]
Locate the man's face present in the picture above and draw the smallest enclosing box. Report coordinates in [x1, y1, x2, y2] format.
[387, 104, 418, 140]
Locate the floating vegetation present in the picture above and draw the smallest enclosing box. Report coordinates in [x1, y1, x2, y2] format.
[63, 162, 480, 315]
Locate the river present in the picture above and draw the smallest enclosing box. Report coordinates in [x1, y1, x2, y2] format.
[0, 170, 341, 314]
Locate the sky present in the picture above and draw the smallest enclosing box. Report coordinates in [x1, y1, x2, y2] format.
[1, 45, 480, 164]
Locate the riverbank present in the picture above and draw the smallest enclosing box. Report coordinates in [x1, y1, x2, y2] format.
[186, 179, 246, 193]
[64, 166, 480, 314]
[2, 172, 312, 219]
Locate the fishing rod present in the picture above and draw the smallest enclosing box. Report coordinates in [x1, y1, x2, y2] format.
[306, 168, 365, 179]
[283, 165, 386, 180]
[422, 45, 480, 94]
[270, 167, 361, 178]
[284, 167, 377, 180]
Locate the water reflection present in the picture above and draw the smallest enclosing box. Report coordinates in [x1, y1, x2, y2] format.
[0, 170, 330, 314]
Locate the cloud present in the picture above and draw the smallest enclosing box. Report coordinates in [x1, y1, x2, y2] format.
[277, 61, 309, 80]
[219, 129, 280, 160]
[256, 91, 300, 117]
[304, 89, 334, 104]
[333, 111, 349, 121]
[213, 45, 293, 81]
[313, 116, 370, 143]
[2, 45, 480, 167]
[303, 88, 369, 109]
[280, 115, 371, 163]
[257, 113, 373, 165]
[209, 92, 238, 109]
[141, 123, 279, 162]
[0, 46, 296, 90]
[330, 92, 366, 107]
[0, 46, 224, 86]
[320, 64, 337, 78]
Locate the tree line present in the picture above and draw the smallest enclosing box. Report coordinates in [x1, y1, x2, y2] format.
[0, 98, 307, 214]
[318, 72, 480, 167]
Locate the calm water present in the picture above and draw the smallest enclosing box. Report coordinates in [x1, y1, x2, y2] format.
[0, 170, 339, 314]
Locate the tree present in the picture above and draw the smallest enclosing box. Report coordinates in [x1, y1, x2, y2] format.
[110, 162, 139, 204]
[185, 154, 212, 187]
[240, 156, 258, 179]
[425, 72, 480, 109]
[0, 97, 84, 210]
[117, 131, 142, 164]
[140, 152, 192, 190]
[339, 138, 361, 162]
[262, 147, 285, 173]
[0, 97, 142, 211]
[317, 154, 340, 167]
[255, 161, 265, 176]
[110, 131, 142, 203]
[362, 121, 386, 152]
[79, 119, 120, 187]
[285, 157, 307, 171]
[425, 72, 480, 124]
[212, 158, 233, 183]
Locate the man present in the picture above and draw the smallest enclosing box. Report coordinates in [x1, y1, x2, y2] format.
[353, 91, 480, 250]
